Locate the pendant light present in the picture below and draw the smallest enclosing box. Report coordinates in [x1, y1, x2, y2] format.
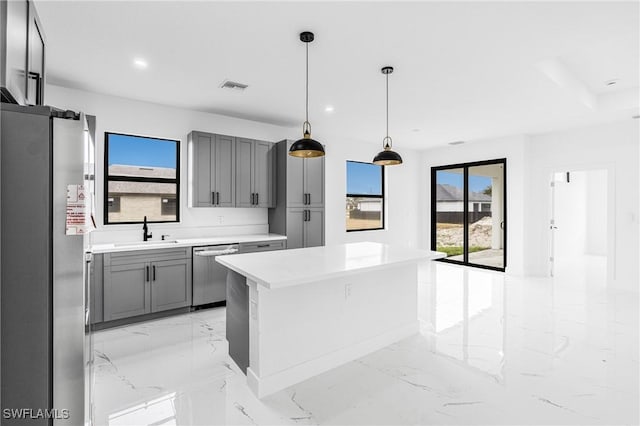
[373, 66, 403, 166]
[289, 31, 325, 158]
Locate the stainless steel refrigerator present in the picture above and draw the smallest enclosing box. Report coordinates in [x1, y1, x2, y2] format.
[1, 103, 95, 425]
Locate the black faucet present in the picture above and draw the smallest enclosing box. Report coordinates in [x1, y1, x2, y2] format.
[142, 216, 152, 241]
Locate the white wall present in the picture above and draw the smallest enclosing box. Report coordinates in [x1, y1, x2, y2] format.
[525, 120, 638, 291]
[419, 135, 527, 276]
[420, 120, 638, 292]
[46, 85, 421, 248]
[325, 139, 421, 248]
[46, 85, 297, 244]
[585, 169, 608, 256]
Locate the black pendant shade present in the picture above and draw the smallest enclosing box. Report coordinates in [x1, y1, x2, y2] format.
[290, 31, 325, 158]
[289, 135, 325, 158]
[373, 66, 402, 166]
[373, 144, 403, 166]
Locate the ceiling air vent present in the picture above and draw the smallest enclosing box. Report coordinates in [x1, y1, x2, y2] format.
[220, 80, 248, 91]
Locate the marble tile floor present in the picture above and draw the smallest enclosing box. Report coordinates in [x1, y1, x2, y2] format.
[90, 257, 639, 425]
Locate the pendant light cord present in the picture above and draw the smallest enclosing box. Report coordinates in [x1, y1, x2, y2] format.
[384, 71, 392, 149]
[305, 42, 309, 124]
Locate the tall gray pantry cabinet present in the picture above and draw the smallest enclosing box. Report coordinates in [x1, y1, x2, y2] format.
[268, 140, 325, 249]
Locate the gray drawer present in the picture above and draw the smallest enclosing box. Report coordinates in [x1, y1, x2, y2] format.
[239, 240, 285, 253]
[105, 247, 191, 266]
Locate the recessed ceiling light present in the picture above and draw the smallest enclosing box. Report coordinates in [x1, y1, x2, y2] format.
[448, 140, 465, 146]
[133, 58, 148, 69]
[324, 105, 334, 113]
[605, 79, 619, 87]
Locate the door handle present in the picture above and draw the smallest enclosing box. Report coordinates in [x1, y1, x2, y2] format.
[152, 265, 156, 281]
[251, 193, 254, 205]
[256, 193, 259, 205]
[146, 265, 150, 282]
[307, 193, 311, 205]
[212, 192, 215, 205]
[216, 192, 219, 205]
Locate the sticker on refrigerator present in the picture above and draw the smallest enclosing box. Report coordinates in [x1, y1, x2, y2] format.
[66, 184, 92, 235]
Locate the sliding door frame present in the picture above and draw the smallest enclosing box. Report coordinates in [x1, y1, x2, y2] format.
[431, 158, 507, 272]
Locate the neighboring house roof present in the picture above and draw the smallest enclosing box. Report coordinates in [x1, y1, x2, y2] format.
[108, 165, 176, 195]
[109, 164, 176, 179]
[436, 184, 491, 202]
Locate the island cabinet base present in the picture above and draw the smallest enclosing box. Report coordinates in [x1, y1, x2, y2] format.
[236, 264, 419, 399]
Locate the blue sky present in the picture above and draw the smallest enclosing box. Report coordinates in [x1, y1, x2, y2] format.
[347, 161, 382, 195]
[108, 134, 177, 169]
[437, 170, 491, 193]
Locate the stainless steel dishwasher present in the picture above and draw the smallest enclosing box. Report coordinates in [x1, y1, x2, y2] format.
[192, 244, 239, 306]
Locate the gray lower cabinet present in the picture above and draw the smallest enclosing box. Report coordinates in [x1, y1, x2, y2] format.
[102, 248, 192, 322]
[150, 259, 192, 312]
[236, 138, 275, 208]
[104, 262, 150, 321]
[286, 208, 324, 249]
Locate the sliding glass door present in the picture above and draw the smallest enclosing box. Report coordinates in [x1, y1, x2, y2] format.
[431, 159, 506, 271]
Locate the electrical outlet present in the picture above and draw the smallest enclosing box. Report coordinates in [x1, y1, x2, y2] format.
[345, 283, 352, 298]
[217, 216, 224, 224]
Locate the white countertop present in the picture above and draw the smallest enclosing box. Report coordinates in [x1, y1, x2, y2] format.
[216, 242, 446, 289]
[89, 233, 286, 254]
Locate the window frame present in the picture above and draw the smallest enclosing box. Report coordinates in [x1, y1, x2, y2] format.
[346, 160, 385, 232]
[430, 158, 507, 272]
[103, 132, 181, 225]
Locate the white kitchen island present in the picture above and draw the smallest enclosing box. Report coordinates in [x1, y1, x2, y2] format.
[216, 242, 445, 398]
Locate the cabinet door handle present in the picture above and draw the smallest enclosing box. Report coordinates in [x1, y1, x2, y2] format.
[256, 193, 259, 205]
[217, 192, 220, 205]
[256, 244, 269, 248]
[152, 265, 156, 281]
[212, 192, 215, 205]
[146, 265, 150, 282]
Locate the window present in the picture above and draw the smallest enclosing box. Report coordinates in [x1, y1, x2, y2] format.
[346, 160, 384, 231]
[104, 132, 180, 224]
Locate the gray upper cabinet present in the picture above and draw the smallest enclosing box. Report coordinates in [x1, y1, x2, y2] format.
[214, 134, 235, 207]
[235, 138, 254, 207]
[189, 131, 235, 207]
[304, 155, 325, 207]
[284, 141, 324, 208]
[236, 138, 275, 208]
[189, 131, 273, 208]
[1, 0, 45, 105]
[269, 140, 325, 249]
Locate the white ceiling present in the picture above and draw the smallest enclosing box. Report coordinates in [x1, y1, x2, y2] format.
[35, 1, 639, 150]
